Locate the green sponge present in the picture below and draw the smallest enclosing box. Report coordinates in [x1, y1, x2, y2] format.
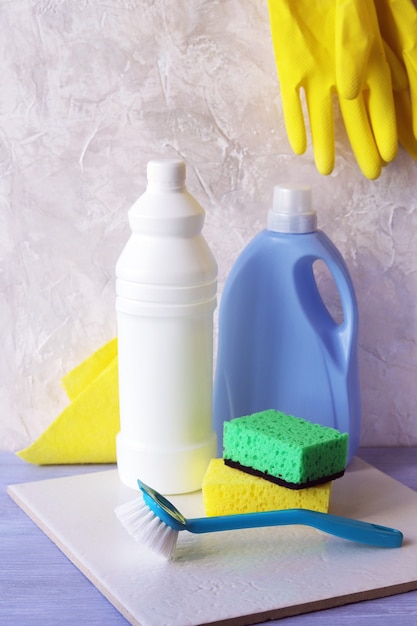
[223, 409, 348, 489]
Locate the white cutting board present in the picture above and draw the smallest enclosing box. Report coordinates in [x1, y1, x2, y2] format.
[8, 458, 417, 626]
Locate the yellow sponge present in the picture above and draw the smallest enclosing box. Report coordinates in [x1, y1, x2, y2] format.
[202, 459, 332, 516]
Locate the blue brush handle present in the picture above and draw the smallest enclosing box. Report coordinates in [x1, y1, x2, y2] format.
[186, 509, 403, 548]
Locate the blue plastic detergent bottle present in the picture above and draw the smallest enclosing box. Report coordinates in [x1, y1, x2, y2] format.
[213, 184, 361, 463]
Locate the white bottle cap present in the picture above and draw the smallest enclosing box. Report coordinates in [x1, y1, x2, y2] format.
[267, 184, 317, 233]
[147, 159, 186, 190]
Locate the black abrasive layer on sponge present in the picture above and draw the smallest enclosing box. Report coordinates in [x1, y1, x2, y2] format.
[223, 409, 349, 490]
[224, 458, 345, 490]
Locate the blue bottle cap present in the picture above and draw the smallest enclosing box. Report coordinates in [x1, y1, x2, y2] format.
[268, 184, 317, 233]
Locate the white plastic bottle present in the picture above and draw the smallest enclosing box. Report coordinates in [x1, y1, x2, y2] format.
[115, 159, 218, 494]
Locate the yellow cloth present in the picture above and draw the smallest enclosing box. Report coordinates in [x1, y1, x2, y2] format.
[61, 337, 117, 400]
[17, 339, 119, 465]
[267, 0, 398, 178]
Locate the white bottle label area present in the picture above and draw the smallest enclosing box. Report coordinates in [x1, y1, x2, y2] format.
[116, 305, 217, 494]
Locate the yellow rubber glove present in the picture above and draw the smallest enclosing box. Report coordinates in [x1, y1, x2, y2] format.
[339, 98, 383, 179]
[341, 0, 399, 172]
[383, 39, 417, 159]
[267, 0, 397, 178]
[335, 0, 383, 99]
[339, 0, 404, 178]
[375, 0, 417, 139]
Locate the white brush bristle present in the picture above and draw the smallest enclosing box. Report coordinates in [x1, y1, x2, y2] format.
[115, 496, 179, 560]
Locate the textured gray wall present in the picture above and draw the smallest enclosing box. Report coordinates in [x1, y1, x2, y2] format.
[2, 0, 417, 450]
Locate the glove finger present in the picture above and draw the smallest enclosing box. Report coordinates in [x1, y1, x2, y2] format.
[280, 85, 308, 155]
[393, 89, 417, 159]
[375, 0, 417, 135]
[403, 52, 417, 137]
[376, 0, 417, 50]
[306, 89, 335, 175]
[339, 95, 382, 179]
[335, 0, 372, 99]
[383, 40, 409, 92]
[365, 72, 398, 163]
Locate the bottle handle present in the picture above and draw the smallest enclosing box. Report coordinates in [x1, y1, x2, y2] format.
[315, 233, 359, 365]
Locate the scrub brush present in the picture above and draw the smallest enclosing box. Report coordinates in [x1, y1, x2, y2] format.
[115, 479, 403, 560]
